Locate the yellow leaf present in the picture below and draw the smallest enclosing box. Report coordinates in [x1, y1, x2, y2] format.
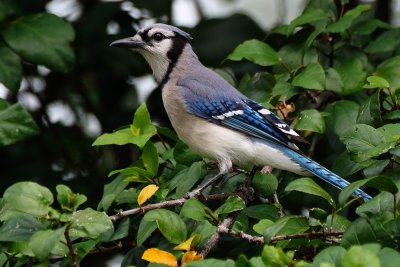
[173, 235, 200, 251]
[137, 184, 159, 206]
[142, 248, 178, 267]
[181, 251, 203, 264]
[130, 124, 141, 136]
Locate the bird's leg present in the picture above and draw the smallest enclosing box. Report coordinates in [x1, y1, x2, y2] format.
[185, 172, 225, 199]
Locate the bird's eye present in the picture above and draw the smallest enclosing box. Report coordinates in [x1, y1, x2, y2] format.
[153, 32, 165, 42]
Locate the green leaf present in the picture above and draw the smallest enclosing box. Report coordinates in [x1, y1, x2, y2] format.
[142, 141, 159, 176]
[92, 126, 157, 148]
[168, 161, 207, 198]
[313, 246, 346, 267]
[341, 218, 376, 248]
[340, 124, 390, 161]
[357, 90, 383, 127]
[327, 4, 371, 33]
[3, 182, 53, 216]
[0, 103, 39, 146]
[363, 76, 389, 89]
[325, 67, 344, 94]
[97, 174, 129, 212]
[215, 195, 245, 215]
[378, 247, 400, 267]
[0, 0, 17, 21]
[342, 245, 380, 267]
[2, 13, 75, 72]
[286, 9, 328, 35]
[137, 219, 157, 246]
[244, 204, 278, 221]
[56, 184, 87, 212]
[181, 198, 215, 222]
[133, 102, 151, 130]
[292, 62, 326, 90]
[365, 29, 400, 53]
[294, 109, 326, 133]
[185, 259, 235, 267]
[0, 215, 45, 241]
[263, 216, 309, 247]
[173, 140, 202, 166]
[325, 100, 360, 136]
[227, 39, 281, 66]
[143, 209, 187, 244]
[376, 56, 400, 89]
[253, 219, 274, 235]
[70, 208, 113, 239]
[261, 245, 292, 266]
[252, 172, 278, 197]
[29, 227, 65, 261]
[103, 217, 130, 242]
[0, 40, 22, 93]
[356, 192, 397, 217]
[334, 57, 366, 95]
[285, 178, 335, 208]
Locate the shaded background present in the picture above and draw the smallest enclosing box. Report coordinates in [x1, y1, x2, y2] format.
[0, 0, 398, 265]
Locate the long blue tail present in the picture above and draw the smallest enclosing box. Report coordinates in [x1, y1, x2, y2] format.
[282, 147, 372, 201]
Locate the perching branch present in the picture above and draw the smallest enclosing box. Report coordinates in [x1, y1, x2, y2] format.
[217, 227, 344, 245]
[109, 192, 233, 222]
[199, 217, 235, 257]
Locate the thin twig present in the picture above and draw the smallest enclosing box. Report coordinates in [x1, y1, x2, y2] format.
[217, 227, 344, 245]
[64, 225, 79, 267]
[199, 217, 235, 257]
[109, 192, 232, 222]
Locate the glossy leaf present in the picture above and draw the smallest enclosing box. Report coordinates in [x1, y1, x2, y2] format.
[70, 208, 113, 239]
[168, 161, 207, 198]
[292, 62, 326, 90]
[227, 39, 281, 66]
[285, 177, 335, 207]
[0, 40, 21, 93]
[2, 13, 75, 72]
[294, 109, 326, 133]
[56, 184, 87, 212]
[334, 57, 366, 95]
[181, 198, 215, 222]
[0, 215, 45, 241]
[363, 76, 390, 89]
[214, 195, 245, 215]
[0, 103, 39, 146]
[253, 219, 274, 235]
[327, 4, 371, 33]
[365, 29, 400, 53]
[141, 141, 159, 176]
[182, 251, 203, 264]
[144, 209, 187, 244]
[29, 227, 65, 261]
[286, 9, 328, 35]
[263, 216, 309, 246]
[173, 235, 200, 251]
[376, 56, 400, 89]
[357, 90, 383, 127]
[3, 182, 53, 216]
[137, 219, 157, 246]
[312, 246, 346, 267]
[342, 245, 380, 267]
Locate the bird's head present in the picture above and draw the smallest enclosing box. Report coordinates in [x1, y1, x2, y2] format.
[110, 23, 192, 82]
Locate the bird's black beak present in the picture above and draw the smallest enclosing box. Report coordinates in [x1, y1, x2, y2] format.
[110, 37, 145, 49]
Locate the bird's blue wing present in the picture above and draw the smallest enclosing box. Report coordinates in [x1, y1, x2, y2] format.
[187, 96, 296, 148]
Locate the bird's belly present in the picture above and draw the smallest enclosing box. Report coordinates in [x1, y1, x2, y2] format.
[171, 113, 306, 175]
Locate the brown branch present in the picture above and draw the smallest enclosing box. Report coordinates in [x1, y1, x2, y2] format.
[217, 227, 344, 245]
[64, 225, 79, 267]
[199, 217, 235, 257]
[273, 192, 285, 218]
[109, 192, 233, 222]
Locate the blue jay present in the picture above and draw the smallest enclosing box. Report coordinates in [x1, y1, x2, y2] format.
[111, 24, 371, 201]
